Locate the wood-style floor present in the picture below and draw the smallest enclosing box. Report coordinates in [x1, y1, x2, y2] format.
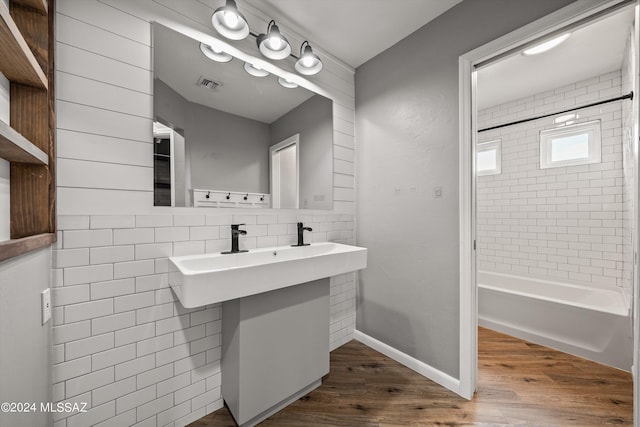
[190, 327, 633, 426]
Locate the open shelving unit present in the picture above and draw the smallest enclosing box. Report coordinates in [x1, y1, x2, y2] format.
[0, 0, 55, 262]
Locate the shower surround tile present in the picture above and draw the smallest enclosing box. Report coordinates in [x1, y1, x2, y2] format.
[477, 70, 631, 290]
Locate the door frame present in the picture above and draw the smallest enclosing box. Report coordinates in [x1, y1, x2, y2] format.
[457, 0, 639, 401]
[270, 134, 300, 209]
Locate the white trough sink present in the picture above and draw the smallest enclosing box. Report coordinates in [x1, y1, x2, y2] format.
[168, 242, 367, 308]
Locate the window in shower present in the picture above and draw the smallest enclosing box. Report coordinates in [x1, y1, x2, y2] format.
[540, 120, 601, 169]
[477, 139, 501, 176]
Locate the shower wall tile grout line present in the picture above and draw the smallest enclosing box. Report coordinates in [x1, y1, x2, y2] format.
[477, 69, 633, 291]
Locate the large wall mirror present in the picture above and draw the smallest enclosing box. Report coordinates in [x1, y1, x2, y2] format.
[152, 23, 334, 210]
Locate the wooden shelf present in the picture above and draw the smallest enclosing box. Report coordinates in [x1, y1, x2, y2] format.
[0, 233, 55, 263]
[0, 0, 55, 259]
[0, 119, 47, 164]
[0, 0, 47, 89]
[12, 0, 47, 14]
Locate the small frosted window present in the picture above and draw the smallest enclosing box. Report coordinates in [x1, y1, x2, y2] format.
[477, 149, 497, 171]
[477, 140, 501, 176]
[551, 133, 589, 162]
[541, 120, 601, 169]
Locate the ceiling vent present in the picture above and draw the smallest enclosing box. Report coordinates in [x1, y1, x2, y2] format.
[197, 76, 223, 91]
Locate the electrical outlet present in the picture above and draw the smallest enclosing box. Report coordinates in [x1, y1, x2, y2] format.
[433, 186, 443, 198]
[41, 288, 51, 325]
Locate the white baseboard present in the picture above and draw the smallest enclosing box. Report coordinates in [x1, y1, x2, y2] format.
[354, 330, 461, 396]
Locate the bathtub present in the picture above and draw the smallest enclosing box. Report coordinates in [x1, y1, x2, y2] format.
[477, 270, 632, 370]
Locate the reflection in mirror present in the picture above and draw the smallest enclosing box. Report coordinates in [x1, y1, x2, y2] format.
[152, 23, 334, 209]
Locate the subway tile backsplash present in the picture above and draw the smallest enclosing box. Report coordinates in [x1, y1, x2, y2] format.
[51, 213, 356, 427]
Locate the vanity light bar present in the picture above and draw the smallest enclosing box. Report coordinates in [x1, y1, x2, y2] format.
[209, 0, 323, 76]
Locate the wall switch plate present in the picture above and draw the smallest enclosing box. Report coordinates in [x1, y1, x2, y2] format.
[41, 288, 51, 325]
[433, 186, 443, 198]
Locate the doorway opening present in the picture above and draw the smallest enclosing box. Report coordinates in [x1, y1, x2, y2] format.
[270, 134, 300, 209]
[458, 1, 640, 418]
[476, 3, 635, 369]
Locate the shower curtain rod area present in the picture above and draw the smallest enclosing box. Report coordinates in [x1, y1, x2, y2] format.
[478, 91, 634, 133]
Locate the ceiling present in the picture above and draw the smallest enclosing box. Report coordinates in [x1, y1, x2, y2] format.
[477, 7, 634, 110]
[243, 0, 463, 68]
[154, 0, 465, 122]
[166, 1, 634, 117]
[236, 1, 633, 112]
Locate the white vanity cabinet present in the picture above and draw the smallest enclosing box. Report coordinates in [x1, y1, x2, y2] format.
[222, 279, 330, 426]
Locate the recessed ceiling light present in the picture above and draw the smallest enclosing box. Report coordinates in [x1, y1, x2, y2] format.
[523, 33, 571, 56]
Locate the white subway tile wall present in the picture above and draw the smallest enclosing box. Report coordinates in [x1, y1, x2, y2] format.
[52, 214, 355, 427]
[54, 1, 358, 425]
[477, 70, 631, 290]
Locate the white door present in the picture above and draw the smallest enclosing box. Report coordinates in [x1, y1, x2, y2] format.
[270, 134, 300, 209]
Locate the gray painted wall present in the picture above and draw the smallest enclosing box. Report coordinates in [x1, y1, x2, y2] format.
[0, 248, 52, 427]
[355, 0, 575, 378]
[155, 79, 271, 194]
[271, 95, 333, 210]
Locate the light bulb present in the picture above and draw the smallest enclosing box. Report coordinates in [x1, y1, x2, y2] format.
[302, 56, 314, 67]
[268, 36, 282, 51]
[257, 21, 290, 60]
[223, 11, 239, 28]
[211, 0, 249, 40]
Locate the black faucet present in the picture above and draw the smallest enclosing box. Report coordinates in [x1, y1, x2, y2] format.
[222, 224, 248, 254]
[292, 222, 312, 247]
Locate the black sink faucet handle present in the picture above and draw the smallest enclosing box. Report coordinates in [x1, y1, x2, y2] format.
[294, 222, 312, 246]
[223, 224, 248, 254]
[231, 223, 247, 234]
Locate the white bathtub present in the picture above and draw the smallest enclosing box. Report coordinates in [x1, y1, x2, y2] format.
[477, 270, 632, 370]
